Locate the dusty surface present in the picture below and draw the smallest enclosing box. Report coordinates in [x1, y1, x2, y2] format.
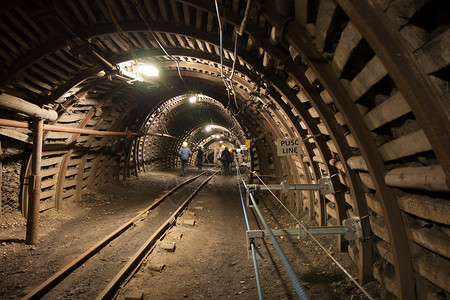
[0, 168, 383, 299]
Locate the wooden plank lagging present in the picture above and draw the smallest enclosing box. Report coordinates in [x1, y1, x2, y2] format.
[267, 86, 328, 227]
[0, 38, 67, 87]
[22, 73, 53, 91]
[337, 0, 450, 188]
[126, 32, 144, 49]
[282, 5, 414, 298]
[79, 0, 97, 23]
[206, 11, 214, 32]
[39, 58, 71, 81]
[347, 55, 388, 103]
[314, 0, 339, 53]
[44, 67, 104, 105]
[182, 3, 191, 27]
[133, 32, 151, 50]
[109, 34, 129, 52]
[16, 80, 45, 96]
[170, 0, 181, 23]
[0, 18, 26, 54]
[260, 110, 298, 209]
[363, 91, 410, 131]
[415, 28, 450, 75]
[106, 0, 124, 21]
[372, 214, 450, 294]
[285, 20, 373, 289]
[54, 96, 111, 209]
[75, 89, 128, 201]
[92, 0, 110, 21]
[120, 0, 137, 19]
[4, 11, 38, 46]
[164, 34, 178, 48]
[195, 8, 203, 30]
[158, 0, 170, 22]
[268, 72, 350, 250]
[98, 36, 120, 52]
[65, 0, 88, 26]
[86, 101, 136, 192]
[379, 130, 432, 162]
[46, 53, 80, 75]
[28, 66, 60, 85]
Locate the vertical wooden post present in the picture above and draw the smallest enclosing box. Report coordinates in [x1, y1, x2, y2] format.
[0, 139, 2, 214]
[26, 118, 43, 245]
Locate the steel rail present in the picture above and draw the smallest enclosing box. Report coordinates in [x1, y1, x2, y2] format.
[96, 170, 219, 300]
[22, 171, 211, 300]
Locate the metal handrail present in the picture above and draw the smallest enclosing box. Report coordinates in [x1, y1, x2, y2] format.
[236, 165, 264, 300]
[236, 162, 310, 300]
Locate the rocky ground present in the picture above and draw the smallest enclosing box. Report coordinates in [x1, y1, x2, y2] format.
[0, 168, 384, 299]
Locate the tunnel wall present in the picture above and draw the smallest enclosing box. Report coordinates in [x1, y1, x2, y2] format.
[0, 1, 449, 299]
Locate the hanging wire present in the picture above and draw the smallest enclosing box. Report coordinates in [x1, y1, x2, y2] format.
[214, 0, 243, 116]
[130, 0, 189, 91]
[106, 0, 138, 64]
[248, 168, 375, 300]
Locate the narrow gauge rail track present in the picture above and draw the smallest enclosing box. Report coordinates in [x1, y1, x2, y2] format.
[23, 170, 219, 300]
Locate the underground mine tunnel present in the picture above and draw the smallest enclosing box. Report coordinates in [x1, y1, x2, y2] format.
[0, 0, 449, 299]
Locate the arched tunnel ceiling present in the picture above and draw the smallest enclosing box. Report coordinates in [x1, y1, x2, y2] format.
[0, 1, 449, 299]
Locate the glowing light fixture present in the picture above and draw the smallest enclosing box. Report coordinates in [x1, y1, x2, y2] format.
[138, 64, 159, 77]
[189, 95, 197, 103]
[206, 125, 211, 132]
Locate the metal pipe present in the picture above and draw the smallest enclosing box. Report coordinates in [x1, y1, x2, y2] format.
[0, 94, 58, 121]
[25, 119, 43, 245]
[45, 124, 134, 137]
[236, 164, 263, 299]
[0, 118, 181, 140]
[243, 177, 310, 299]
[238, 0, 252, 35]
[248, 183, 320, 191]
[0, 119, 135, 137]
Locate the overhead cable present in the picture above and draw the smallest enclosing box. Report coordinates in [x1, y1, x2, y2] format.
[131, 0, 189, 91]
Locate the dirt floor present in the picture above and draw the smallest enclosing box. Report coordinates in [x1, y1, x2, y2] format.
[0, 168, 384, 299]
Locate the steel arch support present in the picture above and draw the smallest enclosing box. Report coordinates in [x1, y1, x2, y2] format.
[281, 14, 415, 300]
[337, 0, 450, 188]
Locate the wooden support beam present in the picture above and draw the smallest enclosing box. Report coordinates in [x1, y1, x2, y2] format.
[25, 119, 43, 245]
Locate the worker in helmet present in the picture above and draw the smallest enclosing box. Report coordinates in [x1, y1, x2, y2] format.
[178, 141, 192, 176]
[220, 146, 232, 173]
